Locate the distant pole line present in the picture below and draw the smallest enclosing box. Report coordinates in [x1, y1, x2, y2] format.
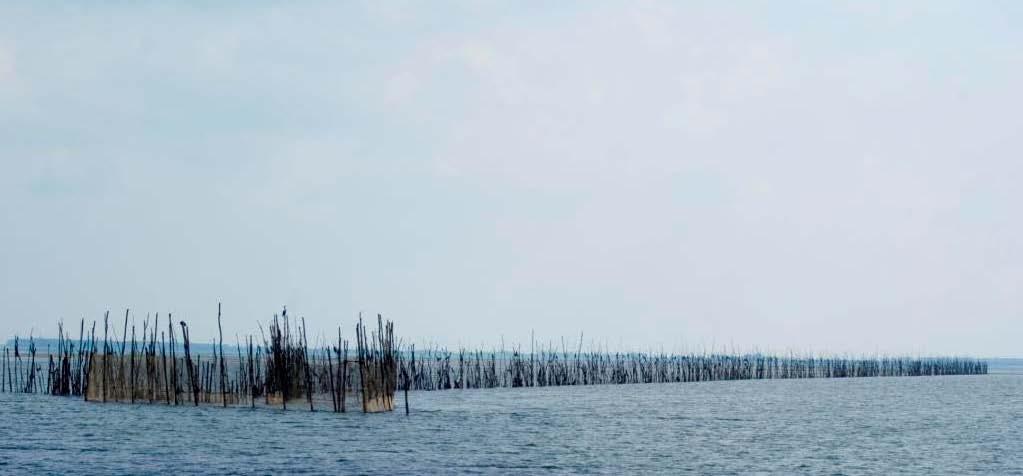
[3, 304, 988, 416]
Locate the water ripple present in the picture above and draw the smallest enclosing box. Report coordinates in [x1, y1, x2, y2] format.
[1, 375, 1021, 474]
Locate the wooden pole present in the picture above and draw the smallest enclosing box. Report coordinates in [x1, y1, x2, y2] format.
[248, 336, 255, 409]
[218, 303, 226, 408]
[119, 309, 129, 401]
[179, 321, 199, 406]
[327, 342, 337, 412]
[404, 346, 411, 416]
[130, 325, 136, 403]
[102, 311, 109, 402]
[236, 335, 244, 408]
[161, 332, 169, 404]
[301, 317, 313, 411]
[357, 316, 367, 413]
[168, 317, 179, 405]
[339, 329, 347, 413]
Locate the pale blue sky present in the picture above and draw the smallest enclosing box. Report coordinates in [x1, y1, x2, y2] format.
[1, 1, 1020, 355]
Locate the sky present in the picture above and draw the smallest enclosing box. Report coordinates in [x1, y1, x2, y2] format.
[1, 1, 1020, 356]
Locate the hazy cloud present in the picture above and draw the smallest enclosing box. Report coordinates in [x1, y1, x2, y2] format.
[1, 2, 1020, 356]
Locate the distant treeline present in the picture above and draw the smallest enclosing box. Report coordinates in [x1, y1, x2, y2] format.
[3, 338, 238, 357]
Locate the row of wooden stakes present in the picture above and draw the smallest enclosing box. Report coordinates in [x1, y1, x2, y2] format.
[2, 305, 988, 413]
[2, 305, 403, 414]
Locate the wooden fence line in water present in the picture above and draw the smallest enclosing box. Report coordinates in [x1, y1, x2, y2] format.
[2, 306, 399, 414]
[399, 347, 987, 391]
[2, 306, 989, 410]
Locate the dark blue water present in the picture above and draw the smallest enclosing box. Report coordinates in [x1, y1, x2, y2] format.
[2, 373, 1021, 474]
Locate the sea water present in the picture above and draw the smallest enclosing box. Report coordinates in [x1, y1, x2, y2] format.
[1, 364, 1021, 474]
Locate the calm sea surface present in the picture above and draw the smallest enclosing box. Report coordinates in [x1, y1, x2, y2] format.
[2, 365, 1021, 475]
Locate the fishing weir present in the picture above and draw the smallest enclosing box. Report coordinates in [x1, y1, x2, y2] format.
[400, 347, 988, 390]
[3, 306, 399, 413]
[2, 305, 989, 414]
